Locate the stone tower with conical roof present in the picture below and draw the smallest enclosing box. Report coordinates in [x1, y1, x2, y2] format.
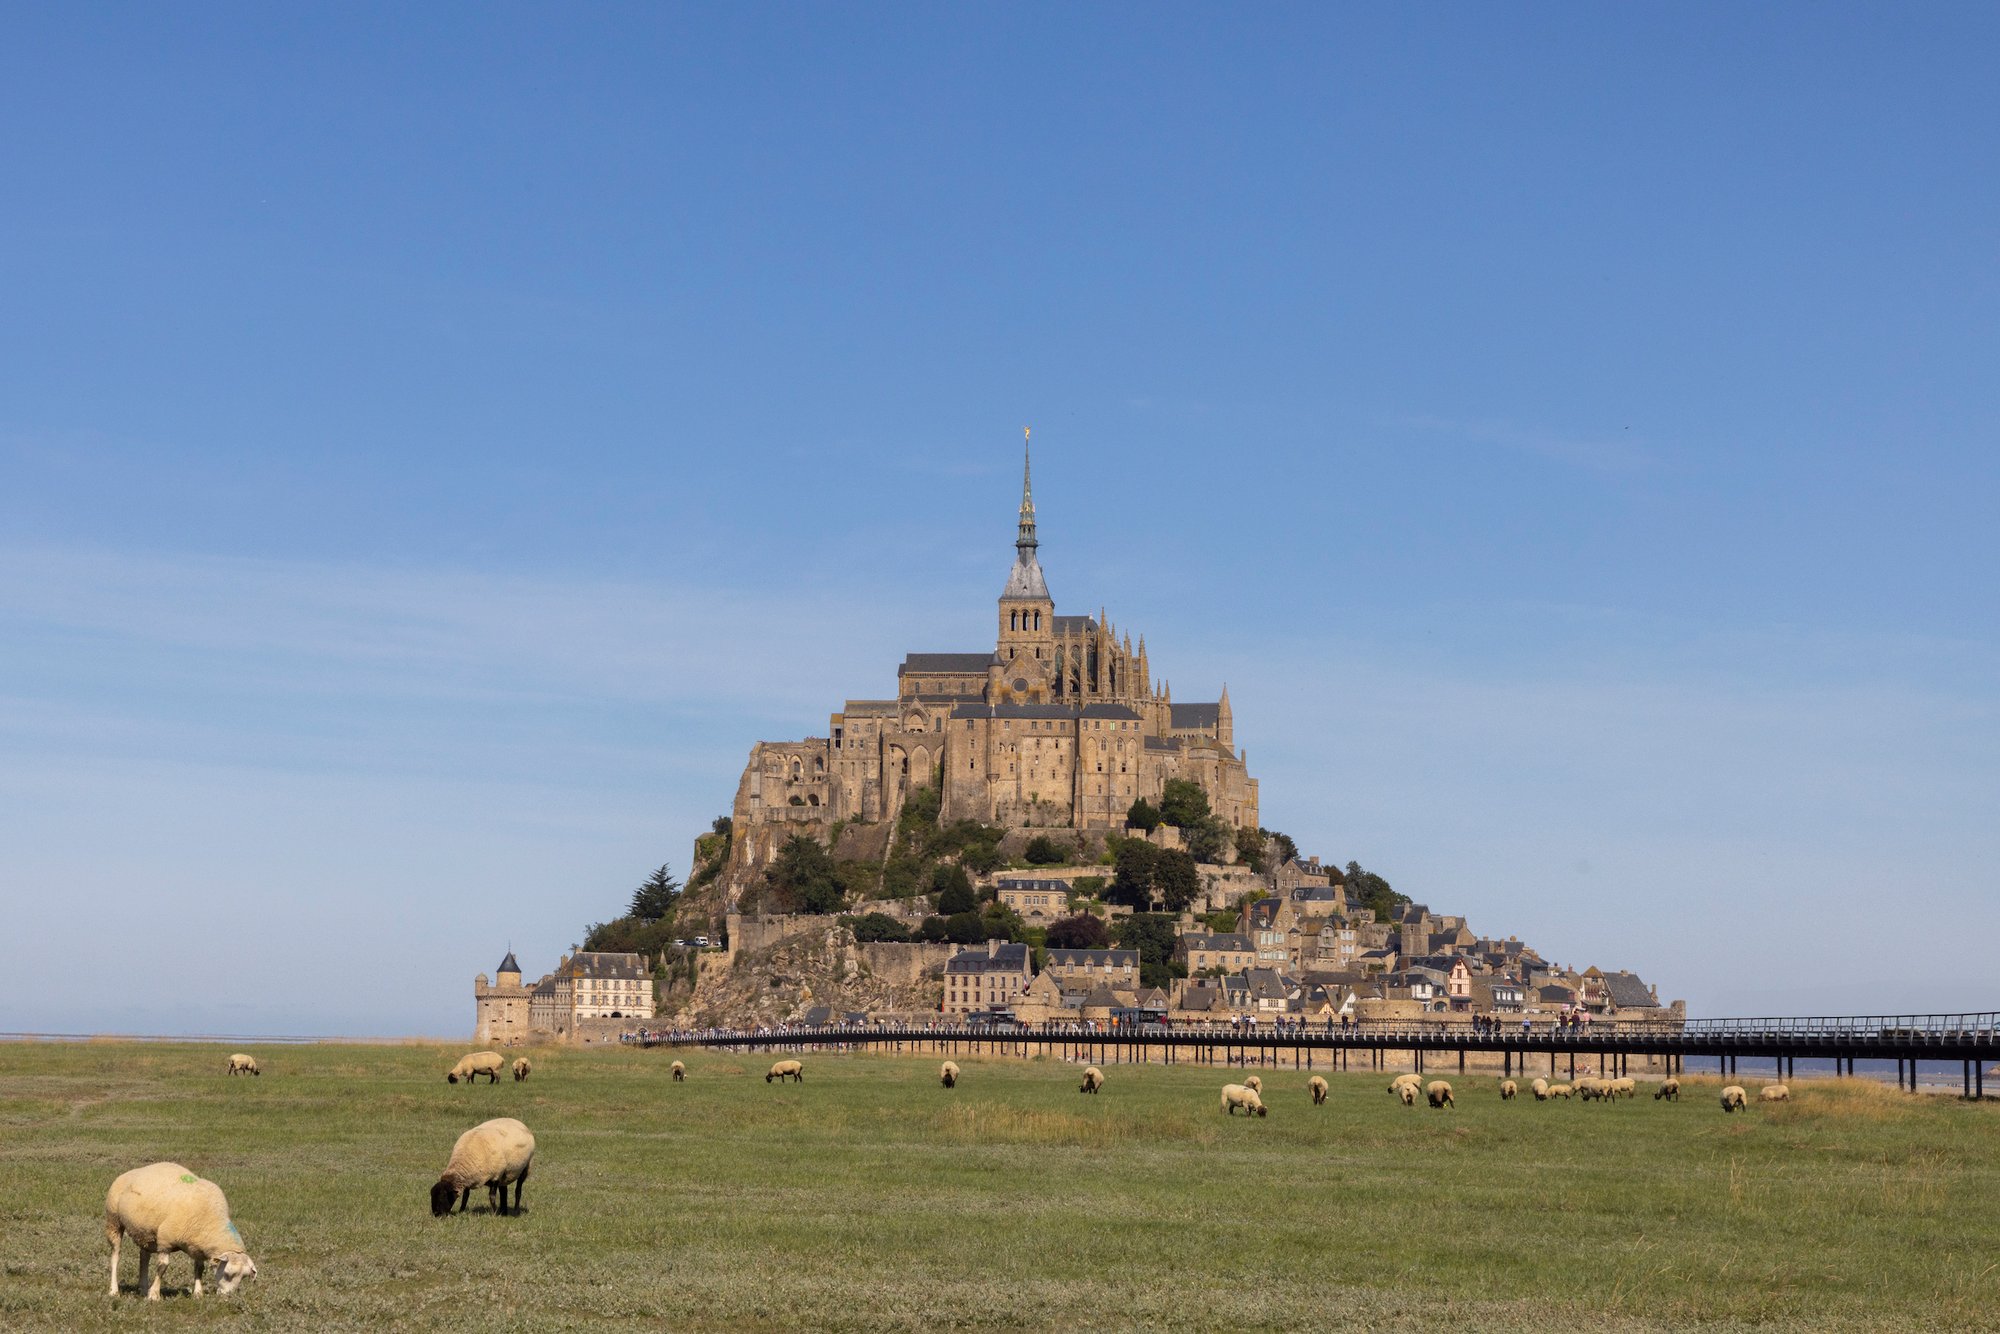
[995, 433, 1054, 688]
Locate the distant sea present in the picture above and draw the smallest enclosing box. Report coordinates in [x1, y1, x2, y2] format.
[1680, 1054, 1981, 1090]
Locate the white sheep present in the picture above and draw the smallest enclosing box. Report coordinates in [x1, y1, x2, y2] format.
[940, 1060, 960, 1089]
[1531, 1077, 1550, 1102]
[1720, 1085, 1747, 1112]
[431, 1117, 536, 1217]
[766, 1059, 803, 1083]
[1575, 1077, 1608, 1102]
[1387, 1072, 1422, 1096]
[1610, 1076, 1637, 1099]
[1079, 1066, 1104, 1094]
[1760, 1083, 1790, 1103]
[1499, 1079, 1517, 1101]
[224, 1054, 259, 1077]
[1398, 1082, 1418, 1107]
[104, 1162, 257, 1301]
[1221, 1083, 1267, 1117]
[1308, 1075, 1328, 1105]
[1243, 1075, 1262, 1095]
[670, 1060, 686, 1082]
[1426, 1080, 1454, 1109]
[447, 1051, 505, 1085]
[511, 1057, 532, 1083]
[1546, 1083, 1573, 1100]
[1654, 1077, 1680, 1101]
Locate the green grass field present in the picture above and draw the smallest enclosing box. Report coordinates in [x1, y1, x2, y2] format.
[1, 1042, 1994, 1331]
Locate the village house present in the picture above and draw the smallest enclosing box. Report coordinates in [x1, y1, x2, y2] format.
[943, 940, 1033, 1016]
[1179, 931, 1255, 975]
[994, 877, 1074, 925]
[1043, 948, 1140, 989]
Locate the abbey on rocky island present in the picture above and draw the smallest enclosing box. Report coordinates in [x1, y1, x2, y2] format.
[725, 441, 1259, 877]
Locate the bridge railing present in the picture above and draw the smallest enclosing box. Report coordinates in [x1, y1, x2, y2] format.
[641, 1010, 1999, 1048]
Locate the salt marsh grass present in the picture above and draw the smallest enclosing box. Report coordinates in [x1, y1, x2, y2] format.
[0, 1043, 1993, 1331]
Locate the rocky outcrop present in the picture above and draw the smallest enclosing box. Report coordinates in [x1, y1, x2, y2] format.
[669, 920, 950, 1029]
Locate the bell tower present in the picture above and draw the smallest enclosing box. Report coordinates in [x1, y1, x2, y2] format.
[997, 430, 1054, 680]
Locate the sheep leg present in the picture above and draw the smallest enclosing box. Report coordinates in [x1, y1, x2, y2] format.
[457, 1187, 472, 1214]
[192, 1256, 205, 1297]
[513, 1163, 528, 1216]
[139, 1247, 158, 1302]
[106, 1225, 122, 1297]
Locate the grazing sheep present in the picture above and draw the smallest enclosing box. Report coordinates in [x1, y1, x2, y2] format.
[431, 1117, 536, 1218]
[1610, 1076, 1637, 1099]
[1426, 1080, 1454, 1109]
[1531, 1077, 1550, 1102]
[766, 1059, 803, 1084]
[939, 1061, 960, 1089]
[1387, 1073, 1423, 1096]
[1398, 1082, 1418, 1107]
[1575, 1077, 1609, 1102]
[447, 1051, 505, 1085]
[1244, 1075, 1262, 1094]
[1760, 1084, 1790, 1103]
[511, 1057, 531, 1083]
[670, 1060, 686, 1082]
[1308, 1075, 1329, 1105]
[1546, 1083, 1573, 1100]
[1221, 1083, 1268, 1117]
[104, 1162, 257, 1301]
[1079, 1066, 1104, 1094]
[1500, 1079, 1517, 1101]
[1720, 1085, 1747, 1112]
[224, 1054, 259, 1077]
[1654, 1078, 1680, 1102]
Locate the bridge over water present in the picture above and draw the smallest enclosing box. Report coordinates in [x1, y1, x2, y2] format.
[646, 1010, 1999, 1099]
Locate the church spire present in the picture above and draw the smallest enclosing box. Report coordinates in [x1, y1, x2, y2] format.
[999, 427, 1050, 603]
[1016, 428, 1038, 558]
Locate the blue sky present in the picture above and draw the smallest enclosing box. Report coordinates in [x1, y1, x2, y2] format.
[2, 7, 1994, 1035]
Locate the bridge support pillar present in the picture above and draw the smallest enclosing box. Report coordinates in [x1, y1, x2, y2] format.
[1459, 1049, 1465, 1074]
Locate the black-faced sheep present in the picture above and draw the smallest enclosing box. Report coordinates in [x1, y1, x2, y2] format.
[1546, 1083, 1573, 1100]
[1500, 1079, 1517, 1101]
[224, 1054, 259, 1077]
[511, 1057, 531, 1083]
[1760, 1083, 1790, 1103]
[1243, 1075, 1262, 1095]
[431, 1117, 536, 1218]
[1398, 1082, 1418, 1107]
[1720, 1085, 1747, 1112]
[1308, 1075, 1329, 1105]
[1079, 1066, 1104, 1094]
[1654, 1078, 1680, 1101]
[1531, 1077, 1550, 1102]
[940, 1061, 960, 1089]
[767, 1059, 803, 1083]
[1221, 1083, 1267, 1117]
[670, 1060, 686, 1082]
[447, 1051, 505, 1085]
[105, 1163, 257, 1301]
[1388, 1072, 1422, 1097]
[1610, 1076, 1637, 1099]
[1426, 1080, 1454, 1109]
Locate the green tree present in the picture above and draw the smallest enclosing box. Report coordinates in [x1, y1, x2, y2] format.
[980, 899, 1026, 941]
[1232, 827, 1268, 873]
[1045, 913, 1111, 950]
[1023, 835, 1071, 866]
[629, 863, 681, 922]
[1187, 817, 1230, 864]
[917, 916, 949, 943]
[1108, 839, 1160, 908]
[1125, 797, 1161, 832]
[768, 836, 845, 915]
[1345, 861, 1408, 923]
[960, 841, 1002, 875]
[842, 912, 912, 943]
[1159, 779, 1211, 828]
[1267, 829, 1299, 865]
[932, 864, 976, 915]
[943, 910, 986, 944]
[1154, 849, 1202, 913]
[1116, 913, 1184, 989]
